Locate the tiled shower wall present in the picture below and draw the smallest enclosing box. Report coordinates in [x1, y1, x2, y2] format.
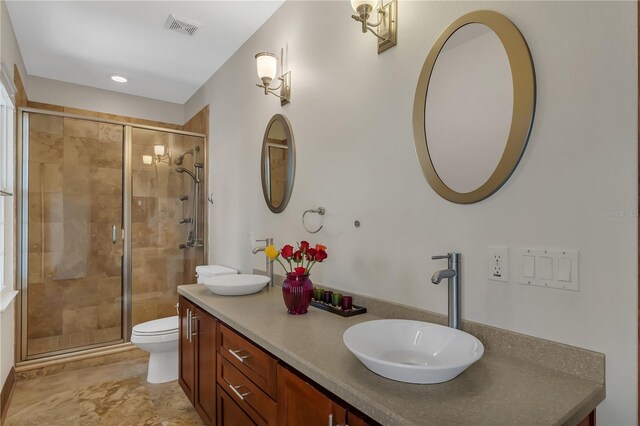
[131, 129, 205, 326]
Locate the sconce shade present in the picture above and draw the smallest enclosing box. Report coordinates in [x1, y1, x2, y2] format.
[351, 0, 378, 13]
[154, 145, 165, 156]
[142, 155, 153, 165]
[255, 52, 277, 81]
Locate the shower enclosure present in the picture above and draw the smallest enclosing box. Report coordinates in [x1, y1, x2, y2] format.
[17, 109, 206, 360]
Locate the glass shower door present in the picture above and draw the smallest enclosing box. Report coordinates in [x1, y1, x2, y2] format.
[25, 113, 124, 357]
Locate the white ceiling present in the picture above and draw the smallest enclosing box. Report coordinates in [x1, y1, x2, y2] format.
[6, 1, 284, 104]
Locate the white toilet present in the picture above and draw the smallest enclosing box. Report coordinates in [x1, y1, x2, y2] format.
[131, 264, 238, 383]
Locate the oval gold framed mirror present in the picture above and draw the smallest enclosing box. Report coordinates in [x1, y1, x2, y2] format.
[413, 10, 536, 204]
[261, 114, 296, 213]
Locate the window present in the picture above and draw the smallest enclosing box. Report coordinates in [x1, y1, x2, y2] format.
[0, 66, 16, 296]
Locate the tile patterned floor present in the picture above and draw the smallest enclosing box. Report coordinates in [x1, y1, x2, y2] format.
[5, 358, 204, 426]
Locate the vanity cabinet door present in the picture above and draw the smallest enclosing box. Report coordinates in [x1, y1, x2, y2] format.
[178, 296, 196, 403]
[193, 305, 217, 426]
[277, 366, 347, 426]
[347, 410, 378, 426]
[217, 385, 257, 426]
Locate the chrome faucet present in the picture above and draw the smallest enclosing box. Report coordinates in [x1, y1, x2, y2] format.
[431, 253, 461, 329]
[252, 238, 274, 287]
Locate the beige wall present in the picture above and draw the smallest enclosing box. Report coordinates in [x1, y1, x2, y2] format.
[185, 1, 637, 424]
[26, 75, 185, 126]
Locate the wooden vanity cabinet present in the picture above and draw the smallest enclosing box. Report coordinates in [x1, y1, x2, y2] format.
[178, 296, 196, 402]
[179, 296, 217, 426]
[277, 365, 348, 426]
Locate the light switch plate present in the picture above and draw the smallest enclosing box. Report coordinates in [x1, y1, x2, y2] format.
[488, 247, 509, 282]
[518, 248, 579, 291]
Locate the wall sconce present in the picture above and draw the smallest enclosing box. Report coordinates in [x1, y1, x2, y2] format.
[255, 48, 291, 106]
[143, 145, 171, 165]
[350, 0, 397, 53]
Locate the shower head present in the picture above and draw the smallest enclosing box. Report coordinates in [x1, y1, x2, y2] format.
[176, 166, 199, 182]
[174, 146, 201, 166]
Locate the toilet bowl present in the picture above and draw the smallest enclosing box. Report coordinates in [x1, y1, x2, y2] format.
[132, 264, 238, 383]
[131, 316, 179, 383]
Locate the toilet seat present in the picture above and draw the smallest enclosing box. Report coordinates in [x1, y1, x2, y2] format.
[132, 316, 178, 337]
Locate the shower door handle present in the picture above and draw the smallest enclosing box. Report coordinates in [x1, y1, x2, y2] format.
[111, 224, 117, 244]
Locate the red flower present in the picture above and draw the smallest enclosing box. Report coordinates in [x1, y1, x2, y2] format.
[306, 248, 317, 261]
[294, 267, 307, 276]
[315, 244, 326, 251]
[293, 250, 303, 263]
[315, 249, 327, 262]
[281, 244, 294, 260]
[299, 241, 310, 252]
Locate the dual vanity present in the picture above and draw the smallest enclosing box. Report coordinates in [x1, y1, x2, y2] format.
[177, 283, 604, 426]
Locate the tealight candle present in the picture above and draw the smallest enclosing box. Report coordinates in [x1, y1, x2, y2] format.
[341, 295, 353, 311]
[331, 293, 342, 307]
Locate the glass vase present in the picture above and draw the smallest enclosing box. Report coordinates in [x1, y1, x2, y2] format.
[282, 273, 313, 315]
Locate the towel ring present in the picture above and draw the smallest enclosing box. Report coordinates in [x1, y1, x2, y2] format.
[302, 207, 326, 234]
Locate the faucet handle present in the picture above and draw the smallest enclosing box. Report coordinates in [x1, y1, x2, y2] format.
[432, 254, 450, 260]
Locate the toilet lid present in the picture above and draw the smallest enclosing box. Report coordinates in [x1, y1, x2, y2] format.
[132, 316, 179, 335]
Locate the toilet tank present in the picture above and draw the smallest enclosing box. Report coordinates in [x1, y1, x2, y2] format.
[195, 265, 238, 283]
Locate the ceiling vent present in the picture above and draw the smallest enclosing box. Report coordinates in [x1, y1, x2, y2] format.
[164, 14, 201, 37]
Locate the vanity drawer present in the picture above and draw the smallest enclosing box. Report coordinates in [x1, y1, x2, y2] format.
[217, 356, 277, 426]
[217, 384, 257, 426]
[218, 323, 278, 398]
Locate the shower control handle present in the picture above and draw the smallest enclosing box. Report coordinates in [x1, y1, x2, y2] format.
[111, 224, 117, 245]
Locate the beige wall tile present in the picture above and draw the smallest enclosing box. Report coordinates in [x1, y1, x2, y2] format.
[97, 277, 122, 304]
[29, 132, 63, 164]
[64, 107, 101, 119]
[44, 222, 64, 253]
[42, 163, 64, 193]
[28, 252, 43, 284]
[90, 167, 122, 195]
[62, 306, 98, 334]
[30, 114, 63, 135]
[92, 139, 122, 168]
[63, 136, 95, 165]
[132, 299, 158, 326]
[27, 282, 64, 339]
[98, 123, 124, 144]
[63, 117, 99, 138]
[97, 303, 121, 329]
[62, 165, 91, 194]
[37, 193, 64, 223]
[61, 279, 99, 309]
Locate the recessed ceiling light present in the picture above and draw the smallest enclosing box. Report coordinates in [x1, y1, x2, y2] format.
[110, 74, 128, 83]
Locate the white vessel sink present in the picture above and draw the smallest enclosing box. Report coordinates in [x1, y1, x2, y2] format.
[203, 274, 270, 296]
[343, 319, 484, 384]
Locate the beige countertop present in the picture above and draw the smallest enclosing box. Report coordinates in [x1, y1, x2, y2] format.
[178, 284, 604, 426]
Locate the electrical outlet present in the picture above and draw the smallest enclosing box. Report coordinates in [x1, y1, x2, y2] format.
[488, 247, 509, 282]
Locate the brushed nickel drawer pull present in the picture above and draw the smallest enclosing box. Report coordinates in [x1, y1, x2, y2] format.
[228, 349, 250, 362]
[186, 309, 191, 342]
[228, 384, 252, 400]
[191, 314, 197, 337]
